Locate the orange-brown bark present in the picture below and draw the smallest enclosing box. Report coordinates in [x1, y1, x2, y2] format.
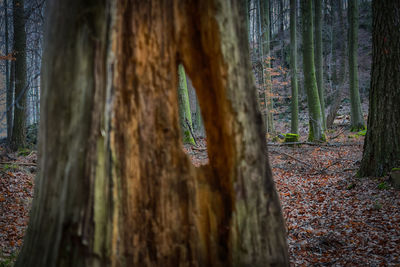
[17, 1, 288, 266]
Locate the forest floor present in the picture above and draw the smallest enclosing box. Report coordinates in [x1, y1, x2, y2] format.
[185, 128, 400, 266]
[184, 99, 399, 266]
[0, 148, 36, 266]
[1, 115, 400, 266]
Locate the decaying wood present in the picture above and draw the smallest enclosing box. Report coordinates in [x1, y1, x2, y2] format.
[16, 0, 289, 266]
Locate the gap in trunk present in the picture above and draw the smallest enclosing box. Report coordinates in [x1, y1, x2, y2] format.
[177, 63, 208, 167]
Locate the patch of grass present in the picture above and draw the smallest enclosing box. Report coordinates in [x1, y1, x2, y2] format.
[377, 182, 390, 190]
[2, 164, 19, 171]
[346, 183, 356, 190]
[356, 129, 367, 136]
[0, 250, 18, 267]
[373, 201, 382, 211]
[17, 148, 31, 157]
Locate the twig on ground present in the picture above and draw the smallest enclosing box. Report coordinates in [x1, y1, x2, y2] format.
[269, 149, 313, 168]
[0, 162, 37, 166]
[192, 146, 207, 151]
[268, 142, 363, 147]
[329, 127, 346, 140]
[343, 167, 359, 172]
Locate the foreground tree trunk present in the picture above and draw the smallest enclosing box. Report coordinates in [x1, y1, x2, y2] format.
[300, 0, 325, 142]
[348, 0, 365, 131]
[359, 0, 400, 177]
[16, 0, 289, 266]
[290, 0, 299, 134]
[10, 0, 27, 150]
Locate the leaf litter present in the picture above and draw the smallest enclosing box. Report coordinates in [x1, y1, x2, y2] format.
[1, 132, 399, 266]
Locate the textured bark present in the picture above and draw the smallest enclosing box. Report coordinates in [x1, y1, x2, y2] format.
[178, 64, 195, 145]
[16, 0, 289, 266]
[16, 0, 109, 265]
[314, 0, 326, 129]
[290, 0, 299, 134]
[10, 0, 27, 150]
[300, 0, 325, 142]
[359, 0, 400, 177]
[348, 0, 365, 131]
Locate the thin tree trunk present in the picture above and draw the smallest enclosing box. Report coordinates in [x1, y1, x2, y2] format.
[330, 0, 337, 88]
[178, 64, 196, 145]
[359, 0, 400, 177]
[16, 0, 289, 266]
[4, 0, 13, 140]
[338, 0, 346, 86]
[330, 0, 347, 128]
[348, 0, 365, 131]
[261, 0, 275, 133]
[290, 0, 299, 134]
[301, 0, 325, 142]
[187, 77, 204, 136]
[243, 0, 250, 41]
[326, 1, 342, 129]
[10, 0, 27, 150]
[314, 0, 326, 129]
[280, 0, 285, 64]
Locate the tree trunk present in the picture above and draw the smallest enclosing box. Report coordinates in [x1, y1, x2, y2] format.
[314, 0, 326, 129]
[326, 0, 346, 129]
[338, 0, 346, 86]
[178, 64, 196, 145]
[260, 0, 275, 133]
[4, 0, 13, 140]
[359, 0, 400, 177]
[331, 0, 338, 88]
[10, 0, 27, 150]
[16, 0, 289, 266]
[348, 0, 365, 131]
[300, 0, 325, 142]
[290, 0, 299, 134]
[280, 0, 285, 64]
[243, 0, 250, 41]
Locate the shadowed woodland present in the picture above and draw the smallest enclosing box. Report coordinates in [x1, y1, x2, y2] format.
[0, 0, 399, 266]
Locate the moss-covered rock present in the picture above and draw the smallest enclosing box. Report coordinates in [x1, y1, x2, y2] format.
[284, 133, 299, 143]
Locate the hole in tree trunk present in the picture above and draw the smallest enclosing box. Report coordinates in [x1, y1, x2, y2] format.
[176, 64, 208, 167]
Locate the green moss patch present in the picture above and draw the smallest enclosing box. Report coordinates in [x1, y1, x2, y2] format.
[284, 133, 299, 143]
